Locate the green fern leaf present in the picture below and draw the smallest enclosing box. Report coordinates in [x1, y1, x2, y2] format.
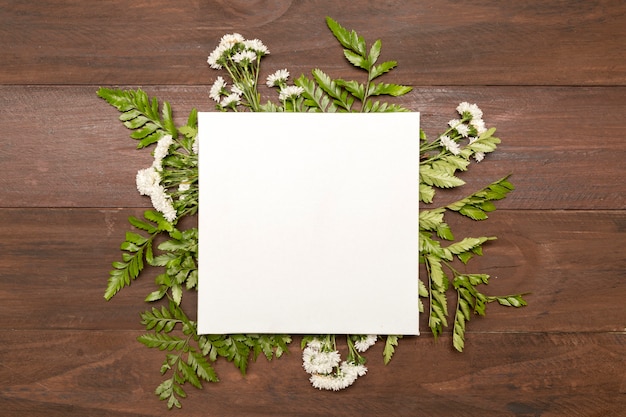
[420, 165, 466, 188]
[383, 335, 400, 364]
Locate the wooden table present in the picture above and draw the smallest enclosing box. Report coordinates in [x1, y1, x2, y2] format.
[1, 1, 625, 415]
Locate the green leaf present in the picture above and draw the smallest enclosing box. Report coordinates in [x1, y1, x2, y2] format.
[97, 87, 176, 146]
[383, 335, 400, 364]
[294, 74, 338, 113]
[326, 16, 367, 56]
[155, 378, 183, 409]
[336, 79, 365, 101]
[128, 215, 158, 234]
[311, 69, 354, 111]
[344, 49, 368, 70]
[420, 165, 466, 188]
[446, 237, 493, 256]
[419, 183, 435, 203]
[368, 82, 412, 97]
[123, 115, 149, 129]
[138, 332, 187, 351]
[419, 208, 445, 231]
[144, 210, 174, 232]
[187, 351, 219, 383]
[145, 288, 168, 303]
[370, 60, 397, 79]
[490, 294, 528, 308]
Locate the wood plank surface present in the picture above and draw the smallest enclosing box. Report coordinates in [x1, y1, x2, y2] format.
[1, 0, 625, 85]
[1, 0, 624, 416]
[1, 208, 624, 333]
[2, 85, 626, 210]
[0, 331, 624, 417]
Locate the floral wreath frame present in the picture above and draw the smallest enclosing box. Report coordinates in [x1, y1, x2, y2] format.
[98, 17, 526, 409]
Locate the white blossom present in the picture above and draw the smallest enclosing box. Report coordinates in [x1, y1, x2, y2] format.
[456, 101, 483, 121]
[136, 166, 177, 222]
[207, 44, 227, 70]
[266, 69, 290, 87]
[474, 151, 485, 162]
[305, 339, 323, 351]
[243, 38, 269, 55]
[308, 361, 365, 391]
[440, 134, 461, 155]
[152, 134, 174, 170]
[309, 372, 356, 391]
[220, 92, 241, 108]
[231, 84, 244, 95]
[232, 50, 257, 64]
[192, 135, 199, 154]
[136, 166, 161, 196]
[219, 33, 245, 48]
[279, 85, 304, 101]
[302, 346, 341, 374]
[340, 361, 367, 378]
[210, 76, 227, 102]
[448, 119, 470, 137]
[149, 186, 177, 222]
[354, 335, 377, 352]
[470, 118, 487, 135]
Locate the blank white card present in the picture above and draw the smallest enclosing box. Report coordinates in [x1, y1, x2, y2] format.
[197, 112, 419, 335]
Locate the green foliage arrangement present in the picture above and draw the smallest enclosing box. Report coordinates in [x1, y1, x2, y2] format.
[98, 17, 526, 409]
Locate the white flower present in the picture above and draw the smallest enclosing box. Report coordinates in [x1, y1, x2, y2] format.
[232, 50, 257, 64]
[136, 166, 161, 196]
[152, 134, 174, 170]
[305, 339, 323, 351]
[309, 372, 357, 391]
[440, 134, 461, 155]
[340, 361, 367, 378]
[210, 76, 227, 102]
[178, 182, 191, 192]
[207, 44, 227, 70]
[243, 38, 269, 55]
[266, 69, 290, 87]
[149, 186, 177, 222]
[302, 346, 341, 374]
[448, 119, 470, 138]
[470, 118, 487, 135]
[231, 84, 244, 95]
[219, 33, 245, 48]
[192, 135, 199, 154]
[354, 335, 377, 352]
[456, 101, 483, 121]
[136, 166, 177, 222]
[220, 92, 241, 108]
[474, 152, 485, 162]
[308, 361, 365, 391]
[279, 85, 304, 101]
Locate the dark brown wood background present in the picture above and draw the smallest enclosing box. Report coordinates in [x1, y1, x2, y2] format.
[1, 1, 625, 416]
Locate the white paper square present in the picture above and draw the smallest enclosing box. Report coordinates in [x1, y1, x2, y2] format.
[197, 112, 419, 335]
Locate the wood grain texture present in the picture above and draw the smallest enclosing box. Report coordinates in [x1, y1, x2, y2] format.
[2, 85, 626, 209]
[0, 331, 624, 417]
[1, 0, 625, 415]
[0, 0, 625, 85]
[1, 208, 624, 333]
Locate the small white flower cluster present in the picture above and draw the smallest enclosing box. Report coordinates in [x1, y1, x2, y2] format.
[266, 68, 289, 88]
[135, 134, 177, 222]
[209, 75, 242, 109]
[302, 338, 367, 391]
[440, 102, 489, 162]
[207, 33, 268, 70]
[207, 33, 269, 109]
[354, 334, 377, 352]
[265, 69, 304, 102]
